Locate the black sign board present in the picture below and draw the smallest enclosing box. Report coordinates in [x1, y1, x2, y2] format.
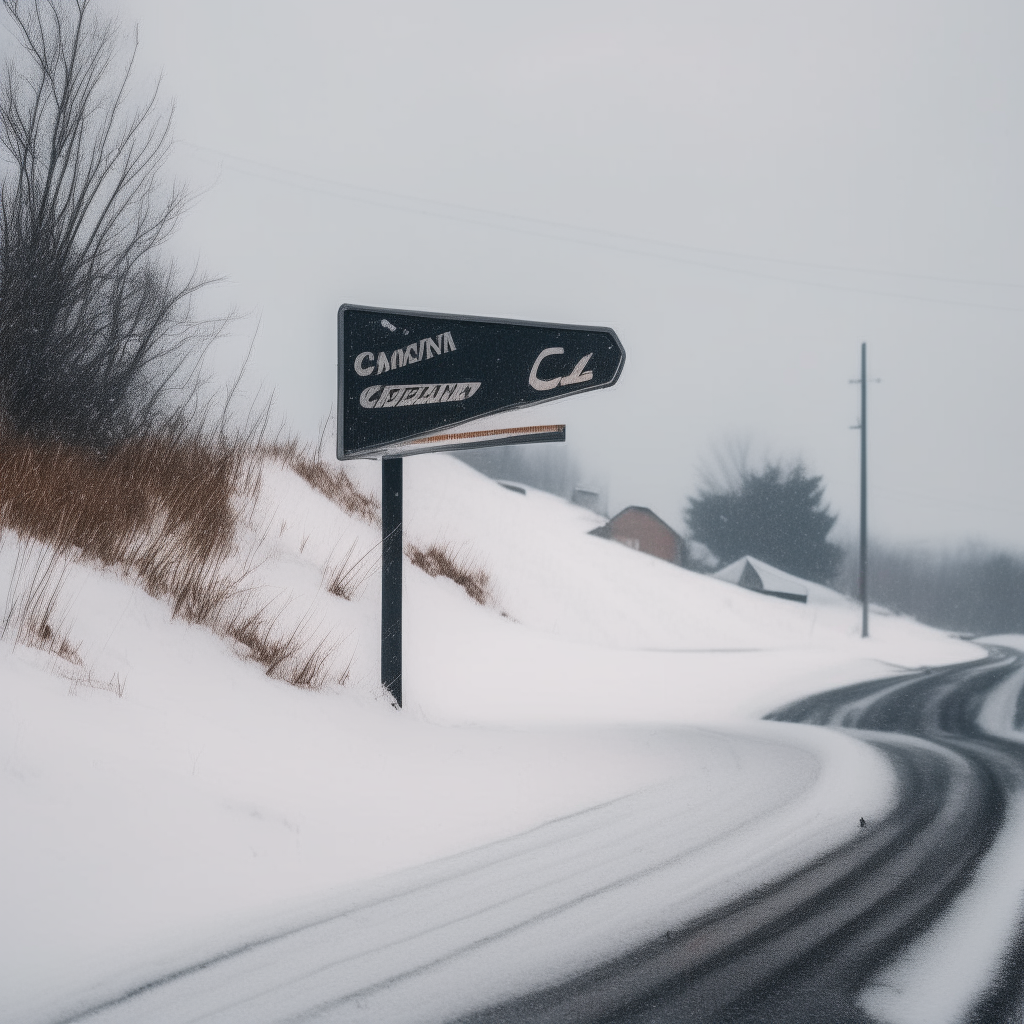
[337, 305, 625, 459]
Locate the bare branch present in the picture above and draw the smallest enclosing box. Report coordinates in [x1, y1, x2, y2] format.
[0, 0, 226, 447]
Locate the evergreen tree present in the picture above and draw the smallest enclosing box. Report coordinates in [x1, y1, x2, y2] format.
[685, 460, 843, 583]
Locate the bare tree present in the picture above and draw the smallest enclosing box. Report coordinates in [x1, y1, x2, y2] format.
[0, 0, 222, 448]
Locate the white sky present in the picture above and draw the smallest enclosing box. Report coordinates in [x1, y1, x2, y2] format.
[89, 2, 1024, 549]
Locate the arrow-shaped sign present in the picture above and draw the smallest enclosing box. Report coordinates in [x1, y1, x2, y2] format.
[337, 305, 625, 459]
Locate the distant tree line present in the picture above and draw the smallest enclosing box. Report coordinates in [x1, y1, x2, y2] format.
[835, 543, 1024, 637]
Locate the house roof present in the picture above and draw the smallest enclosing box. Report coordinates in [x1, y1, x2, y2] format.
[590, 506, 683, 541]
[714, 555, 849, 606]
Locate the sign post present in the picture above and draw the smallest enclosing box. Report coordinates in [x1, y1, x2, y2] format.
[337, 305, 625, 706]
[381, 457, 403, 705]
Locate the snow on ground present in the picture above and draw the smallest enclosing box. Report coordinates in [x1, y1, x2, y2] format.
[72, 723, 894, 1024]
[0, 453, 984, 1022]
[392, 455, 980, 724]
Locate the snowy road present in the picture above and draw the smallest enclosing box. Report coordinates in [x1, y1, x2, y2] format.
[52, 651, 1024, 1024]
[465, 649, 1024, 1023]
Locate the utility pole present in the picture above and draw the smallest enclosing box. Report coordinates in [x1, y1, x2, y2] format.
[859, 343, 868, 638]
[850, 344, 877, 638]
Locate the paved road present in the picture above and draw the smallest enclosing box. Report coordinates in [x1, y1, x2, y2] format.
[461, 648, 1024, 1023]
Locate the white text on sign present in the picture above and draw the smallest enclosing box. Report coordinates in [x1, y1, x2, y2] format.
[359, 382, 481, 409]
[354, 333, 456, 377]
[529, 348, 595, 391]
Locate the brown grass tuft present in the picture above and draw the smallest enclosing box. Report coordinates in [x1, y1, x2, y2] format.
[407, 542, 493, 606]
[289, 635, 335, 690]
[0, 420, 259, 570]
[224, 600, 346, 691]
[1, 539, 81, 665]
[269, 434, 380, 525]
[323, 540, 377, 601]
[0, 418, 267, 640]
[225, 601, 302, 677]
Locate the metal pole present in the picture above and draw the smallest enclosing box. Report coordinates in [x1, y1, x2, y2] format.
[859, 343, 868, 639]
[381, 457, 403, 706]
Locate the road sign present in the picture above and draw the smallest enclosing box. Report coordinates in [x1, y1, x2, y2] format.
[337, 303, 625, 709]
[337, 305, 625, 459]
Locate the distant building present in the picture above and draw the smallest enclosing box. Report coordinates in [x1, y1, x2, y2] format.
[571, 486, 604, 515]
[713, 556, 808, 603]
[590, 507, 687, 567]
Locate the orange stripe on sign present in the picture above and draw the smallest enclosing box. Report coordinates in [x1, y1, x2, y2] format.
[410, 425, 564, 445]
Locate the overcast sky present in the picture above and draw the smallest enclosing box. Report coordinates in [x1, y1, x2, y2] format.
[94, 1, 1024, 550]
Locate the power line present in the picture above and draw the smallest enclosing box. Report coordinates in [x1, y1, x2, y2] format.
[176, 139, 1024, 314]
[874, 484, 1023, 515]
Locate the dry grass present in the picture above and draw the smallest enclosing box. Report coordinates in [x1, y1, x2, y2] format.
[225, 601, 303, 676]
[323, 539, 378, 601]
[0, 421, 259, 569]
[0, 419, 361, 693]
[0, 419, 268, 649]
[130, 528, 260, 627]
[1, 536, 136, 698]
[269, 434, 380, 525]
[291, 636, 347, 690]
[1, 539, 132, 696]
[2, 545, 127, 696]
[1, 422, 294, 683]
[67, 671, 127, 698]
[224, 599, 348, 691]
[1, 538, 82, 665]
[408, 542, 493, 606]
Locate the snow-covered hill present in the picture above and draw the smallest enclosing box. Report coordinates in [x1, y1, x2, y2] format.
[0, 453, 983, 1022]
